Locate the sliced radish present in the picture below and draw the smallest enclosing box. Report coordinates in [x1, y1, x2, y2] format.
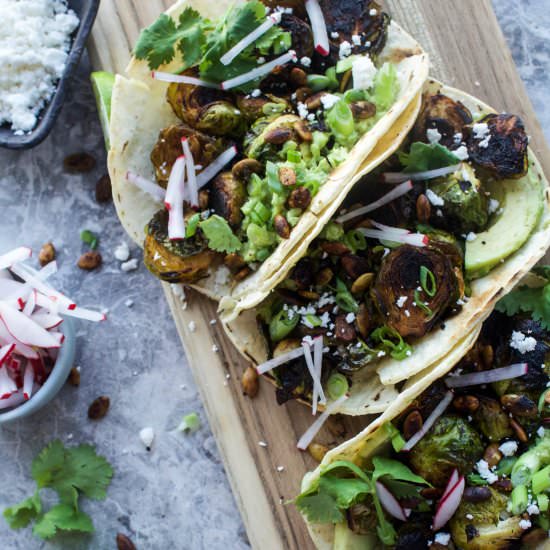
[0, 366, 17, 398]
[305, 0, 329, 56]
[445, 364, 528, 388]
[0, 247, 32, 270]
[126, 171, 165, 202]
[257, 345, 307, 375]
[181, 139, 199, 207]
[30, 312, 63, 330]
[358, 227, 428, 247]
[165, 156, 186, 239]
[221, 12, 282, 66]
[376, 481, 409, 521]
[432, 475, 465, 531]
[382, 164, 461, 184]
[440, 469, 459, 502]
[313, 336, 326, 405]
[369, 221, 412, 236]
[196, 146, 238, 187]
[23, 364, 35, 400]
[152, 71, 220, 89]
[0, 278, 27, 299]
[297, 394, 348, 450]
[0, 322, 39, 359]
[0, 302, 60, 349]
[221, 50, 296, 90]
[302, 339, 326, 415]
[0, 390, 25, 410]
[402, 391, 453, 451]
[22, 289, 36, 317]
[30, 357, 47, 384]
[0, 344, 15, 367]
[336, 181, 413, 223]
[34, 294, 105, 322]
[48, 331, 65, 346]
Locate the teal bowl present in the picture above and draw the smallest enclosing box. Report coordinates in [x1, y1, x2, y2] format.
[0, 317, 76, 424]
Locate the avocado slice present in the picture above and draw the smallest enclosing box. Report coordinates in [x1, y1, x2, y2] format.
[465, 161, 544, 280]
[333, 522, 378, 550]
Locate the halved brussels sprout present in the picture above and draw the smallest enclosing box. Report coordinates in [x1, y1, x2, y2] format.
[150, 124, 226, 187]
[236, 93, 290, 122]
[408, 415, 484, 486]
[467, 114, 529, 180]
[428, 163, 489, 234]
[167, 69, 242, 136]
[412, 93, 473, 147]
[449, 488, 523, 550]
[245, 114, 301, 160]
[209, 172, 246, 228]
[472, 396, 513, 442]
[144, 209, 217, 283]
[371, 245, 459, 338]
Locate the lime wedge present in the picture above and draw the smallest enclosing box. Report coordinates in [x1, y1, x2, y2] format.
[91, 71, 115, 150]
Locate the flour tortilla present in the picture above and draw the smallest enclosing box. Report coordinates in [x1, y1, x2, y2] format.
[222, 79, 550, 415]
[107, 0, 429, 302]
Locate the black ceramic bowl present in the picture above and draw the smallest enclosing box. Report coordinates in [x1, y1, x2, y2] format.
[0, 0, 100, 150]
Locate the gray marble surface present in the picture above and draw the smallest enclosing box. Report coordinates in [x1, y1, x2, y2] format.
[0, 2, 549, 549]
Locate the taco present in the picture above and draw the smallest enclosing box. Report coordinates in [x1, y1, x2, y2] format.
[222, 80, 550, 416]
[107, 0, 429, 301]
[295, 271, 550, 549]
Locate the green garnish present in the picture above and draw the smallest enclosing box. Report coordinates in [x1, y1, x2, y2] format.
[80, 229, 99, 249]
[269, 307, 299, 342]
[178, 412, 201, 433]
[134, 8, 210, 70]
[383, 423, 406, 453]
[335, 278, 359, 314]
[414, 289, 433, 316]
[419, 266, 436, 297]
[185, 213, 201, 238]
[3, 440, 113, 540]
[199, 215, 241, 253]
[370, 326, 412, 360]
[326, 373, 349, 400]
[510, 485, 528, 515]
[496, 271, 550, 330]
[399, 142, 460, 173]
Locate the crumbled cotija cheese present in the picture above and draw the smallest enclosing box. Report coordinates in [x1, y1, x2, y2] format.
[0, 0, 79, 133]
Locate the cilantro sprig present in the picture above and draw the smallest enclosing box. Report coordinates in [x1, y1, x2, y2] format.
[496, 270, 550, 330]
[295, 458, 429, 546]
[3, 440, 113, 540]
[133, 1, 291, 91]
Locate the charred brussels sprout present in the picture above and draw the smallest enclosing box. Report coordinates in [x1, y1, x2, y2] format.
[472, 396, 513, 442]
[371, 245, 459, 338]
[336, 341, 376, 374]
[449, 488, 523, 550]
[428, 163, 489, 234]
[144, 210, 217, 283]
[467, 114, 529, 180]
[408, 415, 484, 486]
[150, 125, 225, 187]
[245, 114, 301, 160]
[209, 172, 246, 228]
[167, 70, 242, 136]
[412, 93, 473, 148]
[236, 93, 290, 122]
[280, 14, 314, 61]
[260, 0, 306, 18]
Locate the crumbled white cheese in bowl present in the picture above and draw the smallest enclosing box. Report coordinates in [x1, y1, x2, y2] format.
[0, 0, 79, 134]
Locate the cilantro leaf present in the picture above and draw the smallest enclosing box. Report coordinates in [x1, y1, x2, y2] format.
[398, 142, 460, 172]
[200, 215, 242, 253]
[295, 491, 344, 523]
[372, 456, 429, 485]
[32, 441, 113, 505]
[33, 505, 94, 539]
[496, 283, 550, 330]
[319, 477, 371, 509]
[134, 9, 209, 70]
[3, 492, 41, 529]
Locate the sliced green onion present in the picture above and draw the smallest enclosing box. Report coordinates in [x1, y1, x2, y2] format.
[304, 314, 322, 328]
[178, 412, 201, 433]
[419, 266, 437, 297]
[327, 373, 349, 400]
[80, 229, 99, 249]
[495, 456, 517, 476]
[384, 423, 406, 453]
[467, 473, 488, 486]
[253, 202, 271, 223]
[414, 289, 433, 316]
[344, 230, 367, 253]
[327, 99, 355, 138]
[287, 149, 301, 163]
[510, 485, 528, 514]
[532, 465, 550, 495]
[335, 278, 359, 313]
[538, 493, 549, 512]
[266, 161, 284, 193]
[336, 55, 359, 73]
[269, 307, 299, 342]
[185, 213, 201, 238]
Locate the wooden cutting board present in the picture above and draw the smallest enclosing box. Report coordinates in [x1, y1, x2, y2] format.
[88, 2, 550, 548]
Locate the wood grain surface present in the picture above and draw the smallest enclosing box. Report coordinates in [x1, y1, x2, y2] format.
[88, 2, 550, 548]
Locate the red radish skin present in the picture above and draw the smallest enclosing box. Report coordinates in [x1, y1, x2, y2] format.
[375, 481, 409, 521]
[305, 0, 330, 57]
[0, 303, 60, 349]
[440, 469, 459, 502]
[432, 475, 465, 531]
